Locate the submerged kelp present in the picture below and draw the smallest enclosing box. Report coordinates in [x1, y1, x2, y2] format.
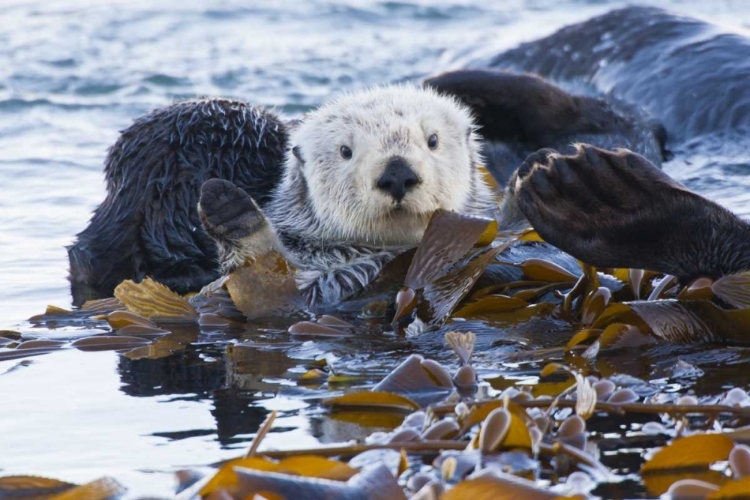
[7, 210, 750, 498]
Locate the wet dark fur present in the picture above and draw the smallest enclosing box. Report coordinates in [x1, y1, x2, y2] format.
[484, 6, 750, 142]
[68, 99, 287, 304]
[425, 70, 666, 185]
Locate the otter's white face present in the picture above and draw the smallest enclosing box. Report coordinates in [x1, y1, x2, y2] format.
[288, 85, 483, 247]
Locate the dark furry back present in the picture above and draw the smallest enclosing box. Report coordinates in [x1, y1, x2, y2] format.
[68, 99, 288, 304]
[425, 70, 665, 186]
[485, 6, 750, 142]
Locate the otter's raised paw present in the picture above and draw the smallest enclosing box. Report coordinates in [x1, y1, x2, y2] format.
[199, 179, 278, 271]
[513, 144, 750, 279]
[199, 179, 264, 241]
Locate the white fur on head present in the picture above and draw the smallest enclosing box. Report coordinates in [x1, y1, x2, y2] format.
[272, 84, 494, 248]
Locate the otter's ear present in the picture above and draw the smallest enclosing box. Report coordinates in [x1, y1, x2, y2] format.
[292, 146, 305, 165]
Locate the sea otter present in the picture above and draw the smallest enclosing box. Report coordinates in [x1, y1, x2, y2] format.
[199, 86, 496, 305]
[67, 99, 288, 303]
[68, 6, 750, 307]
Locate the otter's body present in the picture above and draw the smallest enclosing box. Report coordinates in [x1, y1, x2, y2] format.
[68, 100, 287, 304]
[481, 6, 750, 141]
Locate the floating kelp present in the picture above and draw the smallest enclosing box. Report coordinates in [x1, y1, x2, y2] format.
[287, 321, 353, 337]
[0, 475, 124, 500]
[382, 211, 528, 328]
[441, 470, 560, 500]
[323, 391, 420, 412]
[71, 335, 152, 352]
[372, 354, 454, 394]
[591, 300, 750, 346]
[181, 333, 750, 499]
[80, 297, 125, 313]
[418, 247, 504, 326]
[475, 406, 533, 452]
[515, 258, 578, 283]
[12, 329, 750, 498]
[122, 335, 188, 360]
[390, 210, 502, 329]
[0, 339, 66, 361]
[224, 250, 304, 319]
[641, 434, 737, 496]
[199, 455, 359, 497]
[30, 208, 750, 351]
[404, 210, 497, 290]
[0, 475, 76, 498]
[453, 294, 529, 318]
[232, 464, 406, 500]
[114, 278, 198, 323]
[105, 310, 159, 330]
[711, 271, 750, 309]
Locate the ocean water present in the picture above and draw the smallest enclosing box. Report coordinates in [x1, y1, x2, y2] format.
[1, 0, 750, 497]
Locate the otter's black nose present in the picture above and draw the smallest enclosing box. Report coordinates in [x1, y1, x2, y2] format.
[376, 157, 420, 202]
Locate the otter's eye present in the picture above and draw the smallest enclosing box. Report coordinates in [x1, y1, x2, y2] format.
[340, 145, 353, 160]
[427, 134, 439, 150]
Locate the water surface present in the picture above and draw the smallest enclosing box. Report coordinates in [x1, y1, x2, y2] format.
[1, 0, 750, 496]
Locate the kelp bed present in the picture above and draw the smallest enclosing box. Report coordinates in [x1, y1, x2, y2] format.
[4, 211, 750, 499]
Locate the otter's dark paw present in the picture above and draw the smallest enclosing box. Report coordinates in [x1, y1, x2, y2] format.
[199, 179, 279, 272]
[512, 144, 739, 277]
[198, 179, 264, 242]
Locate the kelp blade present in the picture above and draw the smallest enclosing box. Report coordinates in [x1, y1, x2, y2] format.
[114, 278, 197, 323]
[404, 210, 496, 290]
[594, 300, 750, 346]
[225, 251, 304, 319]
[419, 246, 504, 325]
[234, 464, 406, 500]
